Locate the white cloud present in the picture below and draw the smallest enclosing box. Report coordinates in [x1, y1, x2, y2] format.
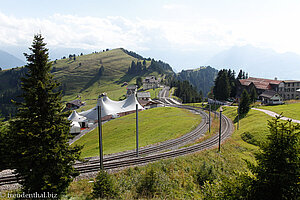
[0, 12, 244, 51]
[1, 11, 299, 56]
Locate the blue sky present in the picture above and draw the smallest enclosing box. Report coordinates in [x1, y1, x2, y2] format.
[1, 0, 300, 74]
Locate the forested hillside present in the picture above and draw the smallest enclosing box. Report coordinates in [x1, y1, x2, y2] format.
[176, 66, 218, 97]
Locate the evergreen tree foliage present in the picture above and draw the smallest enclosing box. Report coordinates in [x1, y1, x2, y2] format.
[136, 77, 142, 88]
[213, 69, 231, 101]
[7, 34, 82, 196]
[92, 170, 117, 199]
[137, 168, 159, 198]
[250, 87, 258, 103]
[170, 79, 202, 103]
[177, 66, 218, 97]
[247, 118, 300, 200]
[237, 69, 248, 80]
[0, 112, 10, 170]
[238, 90, 251, 116]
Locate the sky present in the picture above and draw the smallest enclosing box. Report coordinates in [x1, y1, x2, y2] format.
[1, 0, 300, 73]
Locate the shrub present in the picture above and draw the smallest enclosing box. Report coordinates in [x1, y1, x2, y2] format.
[195, 162, 216, 186]
[136, 168, 159, 198]
[92, 170, 117, 199]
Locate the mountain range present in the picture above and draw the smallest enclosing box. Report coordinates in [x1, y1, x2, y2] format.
[207, 45, 300, 80]
[0, 50, 25, 70]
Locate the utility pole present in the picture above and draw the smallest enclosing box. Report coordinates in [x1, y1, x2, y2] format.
[97, 106, 104, 170]
[209, 104, 211, 133]
[136, 104, 139, 157]
[219, 107, 223, 153]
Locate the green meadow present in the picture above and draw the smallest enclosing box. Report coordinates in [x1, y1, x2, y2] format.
[72, 107, 202, 158]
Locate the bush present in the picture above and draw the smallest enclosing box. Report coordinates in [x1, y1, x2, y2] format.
[136, 168, 159, 198]
[92, 170, 117, 199]
[195, 162, 216, 186]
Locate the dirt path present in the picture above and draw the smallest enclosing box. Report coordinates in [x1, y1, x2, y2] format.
[252, 108, 300, 124]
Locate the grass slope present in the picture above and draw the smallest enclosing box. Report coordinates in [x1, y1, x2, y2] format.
[53, 48, 140, 102]
[72, 107, 201, 158]
[259, 102, 300, 120]
[65, 106, 277, 199]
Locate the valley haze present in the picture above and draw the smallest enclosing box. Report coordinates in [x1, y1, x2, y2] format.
[0, 0, 300, 80]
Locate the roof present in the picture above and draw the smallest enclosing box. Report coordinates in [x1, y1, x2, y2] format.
[259, 90, 281, 99]
[143, 76, 159, 83]
[68, 111, 87, 122]
[67, 99, 82, 107]
[79, 94, 144, 120]
[137, 92, 151, 98]
[239, 77, 282, 90]
[283, 80, 300, 83]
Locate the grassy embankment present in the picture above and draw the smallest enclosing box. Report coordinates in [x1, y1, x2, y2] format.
[72, 107, 202, 158]
[2, 106, 275, 199]
[259, 102, 300, 120]
[63, 105, 276, 199]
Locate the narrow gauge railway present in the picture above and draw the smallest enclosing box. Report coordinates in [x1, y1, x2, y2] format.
[0, 105, 233, 186]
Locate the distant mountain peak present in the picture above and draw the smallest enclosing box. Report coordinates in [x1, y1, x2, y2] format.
[207, 45, 300, 80]
[0, 49, 25, 69]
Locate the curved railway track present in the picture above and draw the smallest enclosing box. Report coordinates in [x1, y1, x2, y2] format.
[0, 105, 233, 186]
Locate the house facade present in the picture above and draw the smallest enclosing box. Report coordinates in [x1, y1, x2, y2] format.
[143, 76, 160, 90]
[259, 90, 283, 105]
[137, 92, 151, 101]
[278, 80, 300, 100]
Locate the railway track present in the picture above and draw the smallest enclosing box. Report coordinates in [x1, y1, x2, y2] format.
[0, 106, 233, 186]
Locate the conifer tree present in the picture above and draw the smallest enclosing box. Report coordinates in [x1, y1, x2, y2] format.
[238, 89, 251, 116]
[250, 87, 258, 103]
[213, 69, 231, 101]
[248, 118, 300, 199]
[8, 34, 81, 196]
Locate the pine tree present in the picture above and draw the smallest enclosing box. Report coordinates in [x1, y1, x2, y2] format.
[136, 77, 142, 88]
[7, 34, 82, 196]
[237, 70, 243, 79]
[248, 118, 300, 199]
[238, 89, 250, 116]
[213, 70, 231, 101]
[0, 112, 10, 170]
[250, 86, 258, 103]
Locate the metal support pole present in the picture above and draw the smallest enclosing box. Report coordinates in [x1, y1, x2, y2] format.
[209, 104, 211, 133]
[136, 104, 139, 157]
[219, 108, 223, 153]
[97, 106, 104, 170]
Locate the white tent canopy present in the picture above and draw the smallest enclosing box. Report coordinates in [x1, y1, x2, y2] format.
[68, 110, 87, 122]
[79, 94, 143, 121]
[70, 121, 81, 134]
